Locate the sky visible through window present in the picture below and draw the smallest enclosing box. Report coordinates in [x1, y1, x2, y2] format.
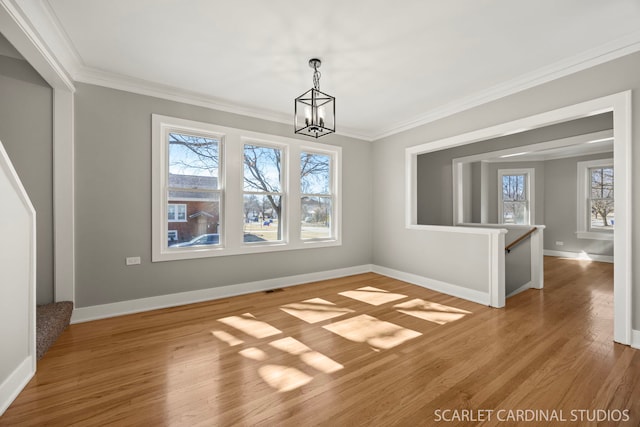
[168, 133, 219, 179]
[301, 152, 330, 195]
[243, 145, 281, 192]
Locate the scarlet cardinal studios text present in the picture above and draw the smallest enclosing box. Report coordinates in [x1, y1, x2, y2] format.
[433, 409, 630, 423]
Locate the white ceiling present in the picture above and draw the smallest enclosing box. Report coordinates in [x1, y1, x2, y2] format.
[13, 0, 640, 140]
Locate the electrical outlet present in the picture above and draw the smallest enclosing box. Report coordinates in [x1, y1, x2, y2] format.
[126, 256, 141, 265]
[555, 241, 564, 246]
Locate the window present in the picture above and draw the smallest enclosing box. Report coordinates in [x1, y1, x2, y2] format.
[152, 115, 341, 261]
[577, 158, 613, 240]
[167, 204, 187, 222]
[166, 132, 222, 251]
[243, 144, 284, 243]
[498, 169, 534, 225]
[301, 151, 333, 239]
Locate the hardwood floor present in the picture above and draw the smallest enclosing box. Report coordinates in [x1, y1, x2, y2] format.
[2, 257, 638, 426]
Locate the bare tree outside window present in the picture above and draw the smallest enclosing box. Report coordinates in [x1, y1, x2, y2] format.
[589, 167, 614, 229]
[501, 174, 528, 224]
[243, 145, 283, 242]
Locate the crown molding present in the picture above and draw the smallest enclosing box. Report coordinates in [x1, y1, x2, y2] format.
[371, 30, 640, 141]
[74, 66, 372, 141]
[0, 0, 74, 91]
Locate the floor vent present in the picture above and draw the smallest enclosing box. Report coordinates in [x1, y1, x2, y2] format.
[265, 288, 284, 294]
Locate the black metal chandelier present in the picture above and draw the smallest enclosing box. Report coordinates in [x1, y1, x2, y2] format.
[294, 58, 335, 138]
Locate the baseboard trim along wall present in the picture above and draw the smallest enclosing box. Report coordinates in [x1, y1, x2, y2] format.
[71, 265, 373, 323]
[371, 265, 490, 306]
[543, 249, 614, 263]
[632, 330, 640, 350]
[72, 263, 494, 323]
[0, 356, 34, 416]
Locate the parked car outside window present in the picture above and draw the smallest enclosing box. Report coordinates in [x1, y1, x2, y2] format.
[170, 233, 219, 247]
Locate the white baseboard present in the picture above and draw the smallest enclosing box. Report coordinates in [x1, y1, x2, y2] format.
[632, 330, 640, 350]
[71, 264, 373, 323]
[371, 265, 490, 306]
[0, 356, 34, 416]
[506, 281, 532, 298]
[72, 263, 495, 323]
[543, 249, 614, 263]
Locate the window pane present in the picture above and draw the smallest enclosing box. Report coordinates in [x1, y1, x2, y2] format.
[243, 195, 282, 242]
[502, 175, 525, 201]
[243, 145, 282, 192]
[301, 152, 331, 194]
[301, 197, 332, 239]
[502, 202, 528, 224]
[590, 167, 614, 199]
[590, 199, 615, 230]
[167, 193, 220, 247]
[168, 133, 219, 190]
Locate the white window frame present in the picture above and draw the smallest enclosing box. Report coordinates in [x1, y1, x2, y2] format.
[576, 158, 613, 240]
[152, 115, 342, 262]
[497, 168, 535, 225]
[167, 203, 187, 222]
[300, 148, 338, 241]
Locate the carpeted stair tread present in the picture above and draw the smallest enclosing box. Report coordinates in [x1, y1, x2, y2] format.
[36, 301, 73, 360]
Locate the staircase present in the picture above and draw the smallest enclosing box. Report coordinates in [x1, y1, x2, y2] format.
[36, 301, 73, 360]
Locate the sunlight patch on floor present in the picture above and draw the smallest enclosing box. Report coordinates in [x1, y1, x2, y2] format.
[270, 337, 343, 374]
[270, 336, 311, 355]
[239, 347, 268, 361]
[235, 336, 344, 392]
[280, 298, 354, 323]
[211, 330, 244, 346]
[217, 313, 282, 339]
[338, 286, 408, 306]
[323, 314, 421, 349]
[300, 351, 343, 374]
[393, 299, 471, 325]
[258, 365, 313, 392]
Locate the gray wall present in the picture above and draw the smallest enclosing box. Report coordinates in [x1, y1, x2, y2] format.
[504, 227, 532, 296]
[74, 83, 372, 307]
[416, 113, 612, 225]
[0, 34, 53, 304]
[373, 50, 640, 330]
[544, 153, 614, 256]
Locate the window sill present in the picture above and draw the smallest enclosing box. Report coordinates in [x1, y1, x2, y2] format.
[576, 231, 613, 241]
[153, 239, 341, 262]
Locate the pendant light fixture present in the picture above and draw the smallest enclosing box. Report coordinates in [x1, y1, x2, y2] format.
[294, 58, 335, 138]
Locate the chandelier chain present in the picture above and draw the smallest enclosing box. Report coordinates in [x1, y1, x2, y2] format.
[313, 68, 321, 91]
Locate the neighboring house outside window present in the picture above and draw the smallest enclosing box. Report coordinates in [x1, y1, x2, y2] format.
[577, 158, 614, 240]
[498, 168, 534, 225]
[152, 115, 342, 262]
